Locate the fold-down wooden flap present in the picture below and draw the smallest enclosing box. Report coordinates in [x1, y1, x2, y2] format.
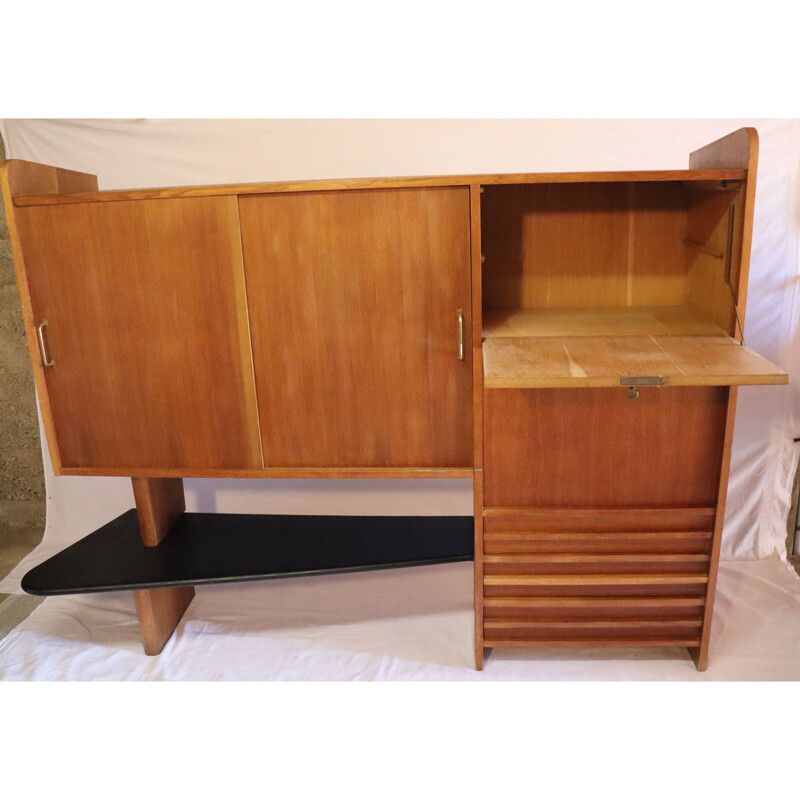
[483, 335, 787, 389]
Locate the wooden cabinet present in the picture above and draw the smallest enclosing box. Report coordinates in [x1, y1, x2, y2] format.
[238, 187, 472, 468]
[0, 127, 788, 669]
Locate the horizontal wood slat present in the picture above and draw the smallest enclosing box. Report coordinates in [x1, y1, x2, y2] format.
[483, 597, 705, 619]
[483, 507, 716, 532]
[484, 617, 704, 640]
[484, 531, 713, 554]
[484, 554, 710, 574]
[483, 638, 702, 648]
[484, 574, 708, 597]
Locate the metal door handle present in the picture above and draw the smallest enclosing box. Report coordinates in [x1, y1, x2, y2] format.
[38, 320, 54, 367]
[457, 309, 465, 360]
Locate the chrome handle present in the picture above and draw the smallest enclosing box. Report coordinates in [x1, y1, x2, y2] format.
[37, 320, 54, 367]
[457, 309, 465, 360]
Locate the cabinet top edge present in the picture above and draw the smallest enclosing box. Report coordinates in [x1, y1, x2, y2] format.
[9, 167, 748, 207]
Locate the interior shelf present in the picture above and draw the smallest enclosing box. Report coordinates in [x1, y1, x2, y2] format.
[483, 333, 788, 389]
[21, 510, 474, 595]
[482, 306, 728, 339]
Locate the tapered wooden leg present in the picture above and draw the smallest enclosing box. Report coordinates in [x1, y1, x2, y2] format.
[131, 477, 195, 655]
[134, 585, 195, 655]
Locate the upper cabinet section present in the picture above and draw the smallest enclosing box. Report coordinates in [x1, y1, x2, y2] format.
[238, 187, 473, 469]
[478, 129, 786, 390]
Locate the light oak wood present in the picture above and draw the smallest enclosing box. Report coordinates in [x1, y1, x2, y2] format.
[484, 387, 728, 508]
[689, 128, 759, 341]
[130, 477, 194, 655]
[239, 188, 472, 468]
[11, 169, 748, 207]
[482, 334, 787, 388]
[131, 477, 186, 547]
[481, 182, 690, 310]
[684, 187, 743, 333]
[483, 506, 716, 532]
[482, 305, 727, 338]
[13, 195, 262, 472]
[0, 160, 99, 474]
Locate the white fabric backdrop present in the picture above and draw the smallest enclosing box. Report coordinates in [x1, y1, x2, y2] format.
[2, 119, 800, 680]
[0, 119, 798, 577]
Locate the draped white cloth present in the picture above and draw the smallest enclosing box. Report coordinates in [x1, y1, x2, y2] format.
[1, 119, 799, 679]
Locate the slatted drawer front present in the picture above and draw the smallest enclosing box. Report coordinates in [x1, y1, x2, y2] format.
[481, 507, 713, 647]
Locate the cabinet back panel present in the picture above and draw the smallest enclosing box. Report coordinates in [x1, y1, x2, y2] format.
[15, 197, 263, 471]
[481, 183, 689, 310]
[239, 188, 473, 468]
[484, 386, 727, 507]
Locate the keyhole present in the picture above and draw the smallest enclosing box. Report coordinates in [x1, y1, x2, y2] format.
[627, 386, 639, 400]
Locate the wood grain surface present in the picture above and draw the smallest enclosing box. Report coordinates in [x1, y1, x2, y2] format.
[239, 188, 473, 468]
[482, 334, 787, 388]
[483, 386, 728, 508]
[12, 169, 748, 207]
[14, 195, 262, 471]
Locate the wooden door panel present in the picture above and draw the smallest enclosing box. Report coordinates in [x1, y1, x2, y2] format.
[239, 188, 473, 467]
[15, 196, 262, 471]
[484, 386, 728, 507]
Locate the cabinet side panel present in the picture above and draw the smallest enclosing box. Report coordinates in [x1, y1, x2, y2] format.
[14, 196, 263, 471]
[240, 188, 473, 468]
[1, 160, 99, 474]
[689, 128, 758, 336]
[484, 387, 728, 508]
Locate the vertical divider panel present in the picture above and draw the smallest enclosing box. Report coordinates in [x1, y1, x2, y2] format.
[470, 185, 485, 669]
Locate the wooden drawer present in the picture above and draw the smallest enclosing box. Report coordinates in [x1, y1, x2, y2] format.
[480, 505, 711, 647]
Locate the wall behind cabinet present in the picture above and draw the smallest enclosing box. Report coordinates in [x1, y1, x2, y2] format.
[0, 119, 796, 585]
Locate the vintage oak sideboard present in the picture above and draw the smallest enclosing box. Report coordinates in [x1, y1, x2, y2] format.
[1, 128, 787, 670]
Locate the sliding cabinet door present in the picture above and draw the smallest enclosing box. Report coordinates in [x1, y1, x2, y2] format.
[239, 187, 473, 468]
[15, 197, 262, 472]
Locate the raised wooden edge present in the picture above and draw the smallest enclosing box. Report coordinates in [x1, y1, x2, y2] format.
[483, 597, 706, 611]
[10, 167, 748, 207]
[689, 128, 759, 340]
[484, 575, 709, 586]
[59, 466, 474, 479]
[0, 159, 99, 476]
[483, 638, 701, 649]
[483, 373, 787, 389]
[483, 507, 717, 532]
[690, 387, 738, 671]
[131, 477, 193, 655]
